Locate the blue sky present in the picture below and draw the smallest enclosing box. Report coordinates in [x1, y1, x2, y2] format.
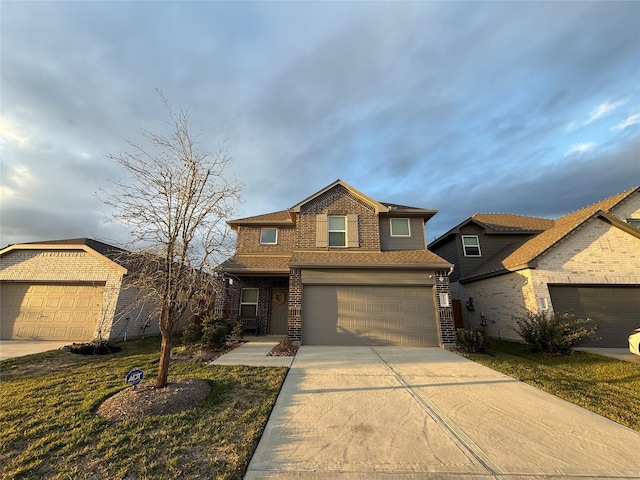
[1, 1, 639, 248]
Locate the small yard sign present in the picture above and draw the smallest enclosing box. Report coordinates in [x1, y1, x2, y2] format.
[125, 368, 144, 389]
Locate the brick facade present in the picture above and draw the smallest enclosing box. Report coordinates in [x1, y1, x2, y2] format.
[296, 185, 380, 250]
[222, 181, 453, 346]
[435, 269, 456, 345]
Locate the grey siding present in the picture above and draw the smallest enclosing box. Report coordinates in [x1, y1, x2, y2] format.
[379, 216, 426, 251]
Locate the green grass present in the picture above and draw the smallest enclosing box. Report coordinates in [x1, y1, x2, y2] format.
[0, 337, 288, 479]
[468, 340, 640, 431]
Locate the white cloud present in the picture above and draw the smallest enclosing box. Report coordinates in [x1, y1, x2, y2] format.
[0, 120, 33, 149]
[611, 110, 640, 131]
[585, 100, 626, 125]
[564, 142, 596, 157]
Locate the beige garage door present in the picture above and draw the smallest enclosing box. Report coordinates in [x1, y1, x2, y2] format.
[548, 285, 640, 348]
[302, 286, 438, 346]
[0, 282, 104, 341]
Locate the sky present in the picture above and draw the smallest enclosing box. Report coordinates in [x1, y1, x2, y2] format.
[1, 1, 639, 249]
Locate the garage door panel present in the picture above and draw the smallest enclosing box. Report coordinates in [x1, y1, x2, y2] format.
[0, 282, 103, 341]
[549, 285, 640, 348]
[303, 285, 437, 346]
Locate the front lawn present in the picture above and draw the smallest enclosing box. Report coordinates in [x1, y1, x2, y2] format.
[0, 337, 287, 479]
[468, 340, 640, 431]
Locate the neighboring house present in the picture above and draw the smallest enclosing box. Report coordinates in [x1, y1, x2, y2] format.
[429, 187, 640, 348]
[0, 238, 189, 342]
[218, 179, 455, 346]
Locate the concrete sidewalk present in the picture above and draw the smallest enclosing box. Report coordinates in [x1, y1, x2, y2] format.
[211, 336, 295, 367]
[245, 346, 640, 479]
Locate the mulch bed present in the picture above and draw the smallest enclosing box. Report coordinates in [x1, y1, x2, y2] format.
[96, 377, 211, 421]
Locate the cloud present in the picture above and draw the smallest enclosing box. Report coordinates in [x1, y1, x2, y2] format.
[564, 142, 597, 157]
[612, 110, 640, 131]
[1, 1, 639, 247]
[585, 100, 627, 125]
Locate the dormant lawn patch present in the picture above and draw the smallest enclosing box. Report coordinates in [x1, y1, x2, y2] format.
[0, 337, 287, 479]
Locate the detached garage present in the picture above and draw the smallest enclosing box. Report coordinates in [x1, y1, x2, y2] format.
[549, 285, 640, 348]
[0, 238, 160, 342]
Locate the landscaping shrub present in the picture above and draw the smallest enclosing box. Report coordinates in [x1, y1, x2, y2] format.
[182, 322, 204, 344]
[202, 325, 228, 348]
[514, 311, 596, 354]
[66, 341, 122, 355]
[232, 321, 245, 340]
[455, 327, 488, 353]
[202, 314, 232, 334]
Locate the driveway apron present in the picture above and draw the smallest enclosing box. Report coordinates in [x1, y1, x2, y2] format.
[245, 346, 640, 480]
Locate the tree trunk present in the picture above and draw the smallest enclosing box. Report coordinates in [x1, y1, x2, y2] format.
[156, 334, 173, 388]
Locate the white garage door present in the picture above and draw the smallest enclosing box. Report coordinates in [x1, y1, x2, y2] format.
[302, 285, 438, 346]
[0, 282, 103, 341]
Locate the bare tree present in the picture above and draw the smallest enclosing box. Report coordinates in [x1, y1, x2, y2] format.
[102, 93, 242, 387]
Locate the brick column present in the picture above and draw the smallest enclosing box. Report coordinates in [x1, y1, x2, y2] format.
[288, 268, 302, 343]
[435, 269, 456, 346]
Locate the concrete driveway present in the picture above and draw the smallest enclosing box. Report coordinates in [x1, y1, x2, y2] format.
[0, 340, 69, 360]
[246, 346, 640, 479]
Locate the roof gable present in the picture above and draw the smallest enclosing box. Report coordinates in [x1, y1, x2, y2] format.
[0, 238, 128, 274]
[460, 186, 640, 282]
[290, 179, 389, 213]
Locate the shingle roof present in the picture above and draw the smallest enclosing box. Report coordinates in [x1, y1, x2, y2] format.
[227, 210, 294, 229]
[218, 255, 292, 274]
[471, 214, 555, 233]
[20, 237, 129, 256]
[289, 250, 451, 269]
[461, 187, 640, 282]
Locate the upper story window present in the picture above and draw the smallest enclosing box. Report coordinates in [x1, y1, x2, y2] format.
[462, 235, 481, 257]
[328, 215, 347, 247]
[260, 227, 278, 244]
[240, 288, 258, 317]
[390, 218, 411, 237]
[627, 219, 640, 229]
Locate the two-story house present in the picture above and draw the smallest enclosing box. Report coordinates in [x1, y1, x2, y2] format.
[429, 186, 640, 348]
[218, 180, 455, 346]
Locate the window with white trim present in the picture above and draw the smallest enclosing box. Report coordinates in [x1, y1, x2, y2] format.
[240, 288, 258, 317]
[390, 218, 411, 237]
[462, 235, 481, 257]
[260, 227, 278, 244]
[328, 215, 347, 247]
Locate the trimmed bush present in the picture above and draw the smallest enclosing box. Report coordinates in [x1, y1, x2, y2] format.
[514, 311, 596, 354]
[202, 324, 228, 349]
[182, 323, 204, 344]
[202, 315, 232, 334]
[455, 327, 488, 353]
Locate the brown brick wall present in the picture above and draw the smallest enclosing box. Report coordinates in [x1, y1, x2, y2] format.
[296, 185, 380, 250]
[235, 225, 296, 254]
[288, 268, 302, 341]
[227, 276, 288, 334]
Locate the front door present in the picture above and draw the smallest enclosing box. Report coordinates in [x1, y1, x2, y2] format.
[270, 288, 288, 335]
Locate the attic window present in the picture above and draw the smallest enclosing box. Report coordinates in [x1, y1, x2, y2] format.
[627, 219, 640, 229]
[260, 227, 278, 244]
[462, 235, 481, 257]
[390, 218, 411, 237]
